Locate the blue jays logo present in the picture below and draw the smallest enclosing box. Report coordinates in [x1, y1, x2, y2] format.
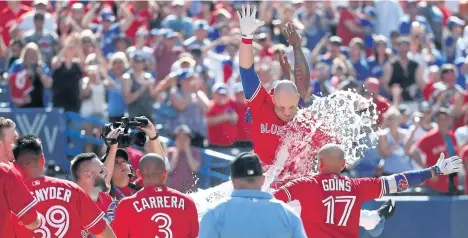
[331, 174, 338, 179]
[398, 178, 409, 191]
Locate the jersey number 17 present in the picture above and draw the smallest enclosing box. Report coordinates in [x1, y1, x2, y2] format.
[322, 196, 356, 226]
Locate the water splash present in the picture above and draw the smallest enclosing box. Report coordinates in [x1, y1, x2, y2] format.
[190, 90, 377, 219]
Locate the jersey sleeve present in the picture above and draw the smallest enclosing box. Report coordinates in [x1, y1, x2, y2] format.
[77, 187, 106, 235]
[112, 199, 130, 237]
[6, 168, 38, 225]
[239, 65, 268, 112]
[355, 177, 386, 201]
[188, 199, 200, 238]
[274, 178, 316, 203]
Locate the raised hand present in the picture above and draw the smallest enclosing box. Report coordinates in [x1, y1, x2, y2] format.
[433, 153, 463, 175]
[284, 22, 301, 47]
[278, 50, 291, 76]
[236, 4, 265, 39]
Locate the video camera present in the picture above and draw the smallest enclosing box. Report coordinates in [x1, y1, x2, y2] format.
[100, 116, 149, 148]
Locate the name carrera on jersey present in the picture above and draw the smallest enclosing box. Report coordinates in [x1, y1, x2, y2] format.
[260, 123, 284, 135]
[33, 187, 72, 203]
[133, 196, 185, 213]
[322, 179, 352, 192]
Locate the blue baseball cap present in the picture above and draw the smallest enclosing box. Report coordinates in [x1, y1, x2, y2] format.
[164, 30, 178, 39]
[150, 28, 164, 36]
[194, 20, 209, 31]
[447, 16, 465, 30]
[363, 6, 376, 18]
[132, 51, 146, 62]
[177, 69, 195, 81]
[212, 83, 228, 94]
[99, 10, 115, 22]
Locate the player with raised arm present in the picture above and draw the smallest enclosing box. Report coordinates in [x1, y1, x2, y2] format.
[274, 143, 463, 238]
[12, 135, 116, 238]
[0, 163, 40, 236]
[112, 153, 199, 238]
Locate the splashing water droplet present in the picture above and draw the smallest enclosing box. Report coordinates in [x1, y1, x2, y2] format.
[190, 90, 377, 219]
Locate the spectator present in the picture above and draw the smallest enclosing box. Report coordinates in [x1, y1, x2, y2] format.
[19, 0, 57, 34]
[206, 83, 238, 147]
[0, 1, 31, 46]
[418, 2, 443, 50]
[8, 42, 52, 108]
[162, 0, 194, 39]
[23, 11, 59, 67]
[56, 14, 81, 42]
[51, 35, 83, 114]
[122, 51, 158, 121]
[184, 19, 211, 50]
[165, 69, 210, 147]
[367, 35, 392, 80]
[398, 0, 432, 37]
[127, 30, 154, 71]
[311, 62, 334, 97]
[382, 36, 425, 111]
[82, 2, 134, 59]
[404, 102, 437, 162]
[364, 78, 390, 126]
[113, 33, 132, 54]
[295, 1, 331, 51]
[337, 1, 366, 47]
[109, 149, 137, 200]
[6, 39, 25, 70]
[348, 37, 370, 83]
[378, 107, 414, 175]
[107, 52, 129, 122]
[166, 124, 201, 193]
[444, 16, 466, 63]
[411, 108, 459, 194]
[374, 0, 404, 39]
[153, 30, 183, 81]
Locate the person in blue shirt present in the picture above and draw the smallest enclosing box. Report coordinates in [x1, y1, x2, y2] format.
[349, 38, 371, 83]
[199, 152, 307, 238]
[82, 3, 134, 59]
[184, 19, 211, 49]
[444, 16, 466, 64]
[398, 0, 433, 36]
[361, 6, 377, 50]
[162, 0, 194, 39]
[367, 36, 392, 79]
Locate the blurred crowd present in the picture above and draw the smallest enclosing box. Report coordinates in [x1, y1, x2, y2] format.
[1, 0, 468, 195]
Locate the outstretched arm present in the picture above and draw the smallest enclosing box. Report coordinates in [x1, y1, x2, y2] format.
[238, 4, 265, 100]
[283, 22, 310, 101]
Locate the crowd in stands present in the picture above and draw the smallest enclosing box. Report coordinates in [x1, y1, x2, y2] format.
[1, 0, 468, 195]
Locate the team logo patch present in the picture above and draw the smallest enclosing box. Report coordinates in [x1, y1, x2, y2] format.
[398, 178, 409, 191]
[331, 174, 338, 179]
[32, 180, 40, 186]
[154, 187, 162, 192]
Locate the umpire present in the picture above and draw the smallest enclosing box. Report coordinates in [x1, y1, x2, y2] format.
[199, 152, 306, 238]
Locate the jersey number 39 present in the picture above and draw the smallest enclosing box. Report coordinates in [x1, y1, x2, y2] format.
[151, 213, 173, 238]
[34, 205, 70, 238]
[322, 196, 356, 226]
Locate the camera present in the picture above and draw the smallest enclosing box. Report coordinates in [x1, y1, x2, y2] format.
[101, 116, 149, 148]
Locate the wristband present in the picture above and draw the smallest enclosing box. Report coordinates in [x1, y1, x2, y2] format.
[242, 38, 253, 44]
[149, 133, 159, 141]
[431, 165, 441, 176]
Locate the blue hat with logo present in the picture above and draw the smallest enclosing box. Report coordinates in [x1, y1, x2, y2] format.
[132, 51, 146, 62]
[177, 68, 195, 81]
[447, 16, 465, 30]
[212, 82, 228, 94]
[194, 20, 210, 31]
[99, 10, 115, 22]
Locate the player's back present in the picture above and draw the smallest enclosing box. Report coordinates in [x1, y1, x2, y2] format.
[113, 185, 199, 238]
[14, 176, 105, 238]
[305, 173, 384, 238]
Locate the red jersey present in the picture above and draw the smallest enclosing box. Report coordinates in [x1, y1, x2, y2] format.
[274, 173, 385, 238]
[0, 163, 38, 237]
[13, 176, 107, 238]
[125, 5, 152, 43]
[0, 4, 31, 44]
[414, 129, 458, 192]
[207, 101, 238, 146]
[82, 192, 114, 238]
[111, 185, 137, 200]
[112, 185, 199, 238]
[450, 91, 468, 130]
[249, 85, 286, 166]
[337, 9, 362, 46]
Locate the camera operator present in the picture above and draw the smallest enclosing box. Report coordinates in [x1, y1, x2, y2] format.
[102, 117, 166, 200]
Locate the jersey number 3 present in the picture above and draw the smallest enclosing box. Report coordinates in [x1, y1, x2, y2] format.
[151, 213, 173, 238]
[322, 196, 356, 226]
[34, 205, 70, 238]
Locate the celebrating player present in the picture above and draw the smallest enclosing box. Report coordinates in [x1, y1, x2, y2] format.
[71, 152, 115, 237]
[0, 163, 40, 235]
[12, 135, 116, 238]
[112, 153, 199, 238]
[274, 143, 463, 238]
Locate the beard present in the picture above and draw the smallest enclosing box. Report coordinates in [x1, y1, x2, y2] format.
[94, 176, 110, 192]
